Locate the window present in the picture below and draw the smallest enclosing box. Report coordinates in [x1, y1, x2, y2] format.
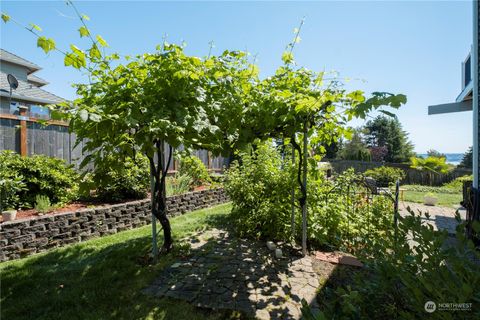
[9, 101, 19, 115]
[29, 104, 50, 119]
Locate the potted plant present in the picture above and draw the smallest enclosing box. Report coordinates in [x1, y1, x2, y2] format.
[2, 208, 17, 221]
[423, 192, 438, 206]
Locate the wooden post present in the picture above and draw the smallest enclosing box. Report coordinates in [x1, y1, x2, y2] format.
[302, 120, 308, 256]
[291, 143, 296, 241]
[19, 106, 28, 156]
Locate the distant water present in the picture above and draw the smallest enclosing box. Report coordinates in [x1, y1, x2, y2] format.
[417, 153, 463, 166]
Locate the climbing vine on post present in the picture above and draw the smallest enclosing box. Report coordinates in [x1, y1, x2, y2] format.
[241, 24, 408, 255]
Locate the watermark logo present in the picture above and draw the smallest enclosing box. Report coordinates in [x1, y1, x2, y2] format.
[425, 301, 436, 313]
[424, 301, 472, 313]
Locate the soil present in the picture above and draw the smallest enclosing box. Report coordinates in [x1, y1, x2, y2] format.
[1, 185, 212, 223]
[0, 196, 149, 223]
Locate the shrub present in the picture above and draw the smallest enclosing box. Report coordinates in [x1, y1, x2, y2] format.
[364, 166, 405, 187]
[309, 169, 394, 251]
[0, 150, 78, 208]
[0, 157, 25, 211]
[166, 173, 192, 196]
[224, 143, 295, 240]
[178, 155, 212, 188]
[225, 147, 395, 248]
[402, 184, 460, 195]
[302, 211, 480, 319]
[83, 153, 150, 201]
[443, 175, 473, 192]
[410, 156, 450, 174]
[34, 195, 51, 213]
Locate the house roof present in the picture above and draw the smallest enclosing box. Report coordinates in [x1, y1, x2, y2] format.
[0, 49, 41, 74]
[27, 74, 49, 87]
[0, 71, 65, 105]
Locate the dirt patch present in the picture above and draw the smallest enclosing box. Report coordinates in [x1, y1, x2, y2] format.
[0, 198, 145, 223]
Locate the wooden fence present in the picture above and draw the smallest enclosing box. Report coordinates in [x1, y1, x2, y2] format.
[0, 113, 227, 172]
[328, 159, 472, 186]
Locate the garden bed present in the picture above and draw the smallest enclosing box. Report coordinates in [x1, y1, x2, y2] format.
[1, 186, 212, 223]
[0, 188, 228, 262]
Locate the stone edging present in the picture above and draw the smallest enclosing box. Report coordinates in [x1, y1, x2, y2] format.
[0, 188, 228, 262]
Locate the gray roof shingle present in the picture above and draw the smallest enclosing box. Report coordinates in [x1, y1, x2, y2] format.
[27, 74, 49, 86]
[0, 71, 65, 104]
[0, 49, 41, 74]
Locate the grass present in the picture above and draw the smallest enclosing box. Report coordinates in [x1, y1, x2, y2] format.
[0, 203, 246, 320]
[400, 185, 462, 207]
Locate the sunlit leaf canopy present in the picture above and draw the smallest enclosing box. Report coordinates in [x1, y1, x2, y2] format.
[63, 43, 260, 168]
[1, 7, 406, 166]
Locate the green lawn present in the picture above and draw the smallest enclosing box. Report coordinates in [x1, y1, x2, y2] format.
[402, 190, 462, 207]
[0, 203, 245, 320]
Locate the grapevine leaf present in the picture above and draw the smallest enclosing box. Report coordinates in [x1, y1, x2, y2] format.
[281, 51, 294, 64]
[79, 26, 90, 38]
[89, 44, 101, 59]
[96, 35, 108, 47]
[1, 13, 10, 23]
[37, 37, 56, 54]
[29, 23, 42, 31]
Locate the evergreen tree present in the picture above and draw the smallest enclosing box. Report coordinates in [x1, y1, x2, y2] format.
[338, 129, 371, 161]
[459, 146, 473, 168]
[364, 116, 414, 163]
[427, 149, 446, 159]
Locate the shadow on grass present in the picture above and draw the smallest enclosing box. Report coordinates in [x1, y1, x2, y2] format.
[0, 204, 244, 320]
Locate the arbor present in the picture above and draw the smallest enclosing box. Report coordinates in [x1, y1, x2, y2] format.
[364, 115, 414, 163]
[70, 46, 253, 252]
[2, 7, 406, 256]
[237, 26, 407, 254]
[2, 6, 254, 253]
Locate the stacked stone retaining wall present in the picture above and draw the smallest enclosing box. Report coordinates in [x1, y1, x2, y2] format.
[0, 188, 228, 262]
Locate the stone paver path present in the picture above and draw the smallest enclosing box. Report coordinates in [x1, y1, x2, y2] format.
[143, 229, 320, 319]
[399, 201, 466, 235]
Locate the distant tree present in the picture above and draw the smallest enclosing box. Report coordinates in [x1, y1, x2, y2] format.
[410, 156, 450, 186]
[459, 146, 473, 168]
[364, 115, 414, 163]
[426, 149, 446, 159]
[369, 145, 388, 162]
[338, 129, 371, 161]
[322, 140, 341, 159]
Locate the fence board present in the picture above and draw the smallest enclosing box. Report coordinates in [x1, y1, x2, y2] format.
[1, 120, 226, 172]
[328, 159, 472, 186]
[0, 118, 20, 153]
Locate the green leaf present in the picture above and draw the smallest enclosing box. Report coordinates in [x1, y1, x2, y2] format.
[78, 26, 90, 38]
[89, 113, 101, 122]
[379, 110, 396, 118]
[37, 37, 56, 54]
[1, 13, 10, 23]
[281, 51, 294, 64]
[29, 23, 42, 32]
[89, 44, 101, 59]
[96, 35, 108, 47]
[64, 46, 86, 69]
[472, 221, 480, 233]
[78, 109, 88, 122]
[81, 14, 90, 21]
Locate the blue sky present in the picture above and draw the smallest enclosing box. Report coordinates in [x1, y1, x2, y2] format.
[0, 0, 473, 153]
